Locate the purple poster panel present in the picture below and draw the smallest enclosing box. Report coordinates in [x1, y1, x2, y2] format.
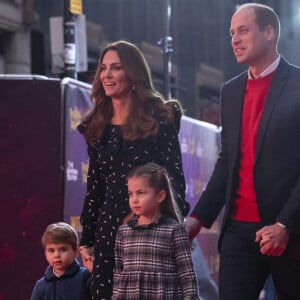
[63, 80, 92, 234]
[179, 116, 221, 282]
[179, 116, 220, 209]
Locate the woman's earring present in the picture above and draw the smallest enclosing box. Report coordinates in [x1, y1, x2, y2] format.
[132, 84, 136, 91]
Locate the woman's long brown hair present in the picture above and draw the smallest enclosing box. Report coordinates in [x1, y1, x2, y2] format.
[82, 40, 182, 144]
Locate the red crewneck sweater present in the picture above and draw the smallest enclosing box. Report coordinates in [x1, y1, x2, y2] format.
[232, 72, 274, 222]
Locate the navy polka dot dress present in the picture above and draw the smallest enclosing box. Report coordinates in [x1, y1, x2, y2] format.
[79, 103, 189, 299]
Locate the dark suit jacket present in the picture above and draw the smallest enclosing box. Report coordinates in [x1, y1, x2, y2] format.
[192, 57, 300, 248]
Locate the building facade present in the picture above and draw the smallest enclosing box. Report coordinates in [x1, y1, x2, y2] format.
[1, 0, 300, 122]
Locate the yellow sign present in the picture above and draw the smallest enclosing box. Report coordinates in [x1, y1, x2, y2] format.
[70, 0, 82, 15]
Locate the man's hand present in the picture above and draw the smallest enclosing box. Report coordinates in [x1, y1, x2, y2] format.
[184, 217, 203, 243]
[255, 223, 290, 256]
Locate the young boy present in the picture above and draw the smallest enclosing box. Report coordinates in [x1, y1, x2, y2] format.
[31, 222, 91, 300]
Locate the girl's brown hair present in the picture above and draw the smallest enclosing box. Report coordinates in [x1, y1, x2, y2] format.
[126, 162, 183, 222]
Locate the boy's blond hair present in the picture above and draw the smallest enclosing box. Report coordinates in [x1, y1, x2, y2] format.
[41, 222, 78, 250]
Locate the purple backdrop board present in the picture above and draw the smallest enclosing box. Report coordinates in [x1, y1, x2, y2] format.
[179, 116, 221, 282]
[62, 79, 93, 234]
[0, 78, 64, 300]
[0, 78, 221, 298]
[179, 116, 220, 209]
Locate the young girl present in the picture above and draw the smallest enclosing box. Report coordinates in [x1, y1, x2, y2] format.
[112, 163, 200, 299]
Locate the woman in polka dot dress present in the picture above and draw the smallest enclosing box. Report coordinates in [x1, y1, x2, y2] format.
[78, 40, 190, 300]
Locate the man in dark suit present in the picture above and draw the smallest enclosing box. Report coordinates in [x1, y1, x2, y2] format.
[185, 3, 300, 300]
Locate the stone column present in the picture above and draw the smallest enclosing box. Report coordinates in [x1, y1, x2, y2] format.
[4, 29, 31, 74]
[0, 0, 33, 74]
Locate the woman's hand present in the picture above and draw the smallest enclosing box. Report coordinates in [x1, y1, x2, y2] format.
[80, 246, 95, 273]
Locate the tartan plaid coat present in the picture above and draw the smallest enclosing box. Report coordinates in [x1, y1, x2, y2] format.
[112, 216, 200, 299]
